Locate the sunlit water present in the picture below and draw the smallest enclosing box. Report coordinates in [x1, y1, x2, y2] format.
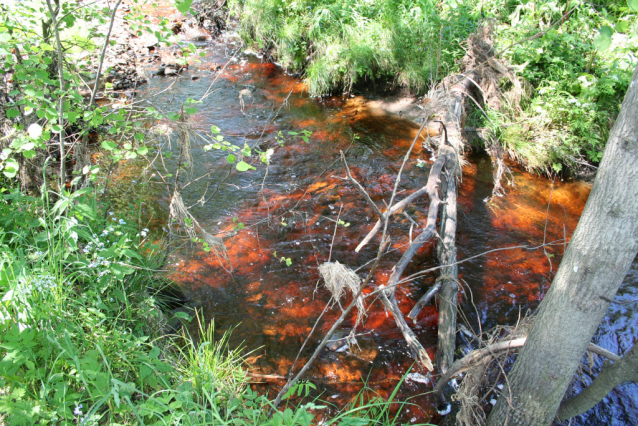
[108, 22, 637, 425]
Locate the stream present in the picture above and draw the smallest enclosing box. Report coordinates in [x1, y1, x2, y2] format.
[108, 21, 638, 425]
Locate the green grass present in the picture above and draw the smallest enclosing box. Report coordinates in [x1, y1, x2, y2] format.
[0, 188, 261, 425]
[231, 0, 476, 95]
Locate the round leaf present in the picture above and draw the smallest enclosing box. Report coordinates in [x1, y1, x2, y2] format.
[236, 161, 255, 172]
[175, 0, 193, 13]
[593, 26, 613, 52]
[616, 21, 629, 33]
[2, 158, 19, 178]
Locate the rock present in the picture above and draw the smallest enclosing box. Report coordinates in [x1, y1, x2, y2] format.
[191, 75, 201, 81]
[164, 67, 178, 76]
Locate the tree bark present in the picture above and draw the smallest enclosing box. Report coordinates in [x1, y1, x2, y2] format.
[487, 63, 638, 426]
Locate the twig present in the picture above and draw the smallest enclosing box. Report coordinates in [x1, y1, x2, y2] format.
[88, 0, 122, 108]
[340, 150, 383, 219]
[543, 181, 555, 271]
[327, 204, 343, 263]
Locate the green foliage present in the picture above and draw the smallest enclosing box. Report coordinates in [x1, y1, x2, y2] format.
[231, 0, 476, 95]
[472, 0, 638, 173]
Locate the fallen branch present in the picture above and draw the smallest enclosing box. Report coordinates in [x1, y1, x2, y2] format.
[408, 280, 442, 321]
[436, 153, 459, 375]
[378, 145, 458, 372]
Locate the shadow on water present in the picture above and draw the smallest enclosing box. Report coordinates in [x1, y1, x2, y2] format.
[108, 27, 638, 425]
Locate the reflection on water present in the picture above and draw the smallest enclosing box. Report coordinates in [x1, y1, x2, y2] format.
[110, 27, 637, 425]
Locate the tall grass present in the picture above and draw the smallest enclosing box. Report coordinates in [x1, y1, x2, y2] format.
[231, 0, 476, 95]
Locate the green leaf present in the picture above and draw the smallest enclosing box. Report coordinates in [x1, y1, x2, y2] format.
[175, 0, 193, 13]
[226, 154, 236, 164]
[211, 125, 220, 134]
[185, 107, 197, 114]
[111, 263, 135, 279]
[628, 0, 638, 12]
[6, 109, 19, 118]
[2, 158, 19, 178]
[236, 161, 255, 172]
[23, 150, 36, 159]
[615, 21, 629, 33]
[593, 26, 613, 52]
[137, 146, 149, 155]
[102, 141, 117, 151]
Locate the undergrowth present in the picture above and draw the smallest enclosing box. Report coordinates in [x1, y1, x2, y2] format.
[468, 0, 638, 174]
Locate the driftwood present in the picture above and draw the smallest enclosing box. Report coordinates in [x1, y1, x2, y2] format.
[436, 152, 459, 375]
[377, 144, 458, 372]
[433, 337, 624, 414]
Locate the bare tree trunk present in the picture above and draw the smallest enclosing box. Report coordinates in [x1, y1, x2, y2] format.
[487, 63, 638, 426]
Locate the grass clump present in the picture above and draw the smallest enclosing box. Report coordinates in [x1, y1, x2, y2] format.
[231, 0, 477, 95]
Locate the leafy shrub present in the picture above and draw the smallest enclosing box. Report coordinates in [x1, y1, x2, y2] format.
[477, 0, 638, 173]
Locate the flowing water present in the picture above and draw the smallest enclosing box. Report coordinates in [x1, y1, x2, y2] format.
[110, 20, 637, 425]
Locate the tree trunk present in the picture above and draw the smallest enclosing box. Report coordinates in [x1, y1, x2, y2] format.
[487, 63, 638, 426]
